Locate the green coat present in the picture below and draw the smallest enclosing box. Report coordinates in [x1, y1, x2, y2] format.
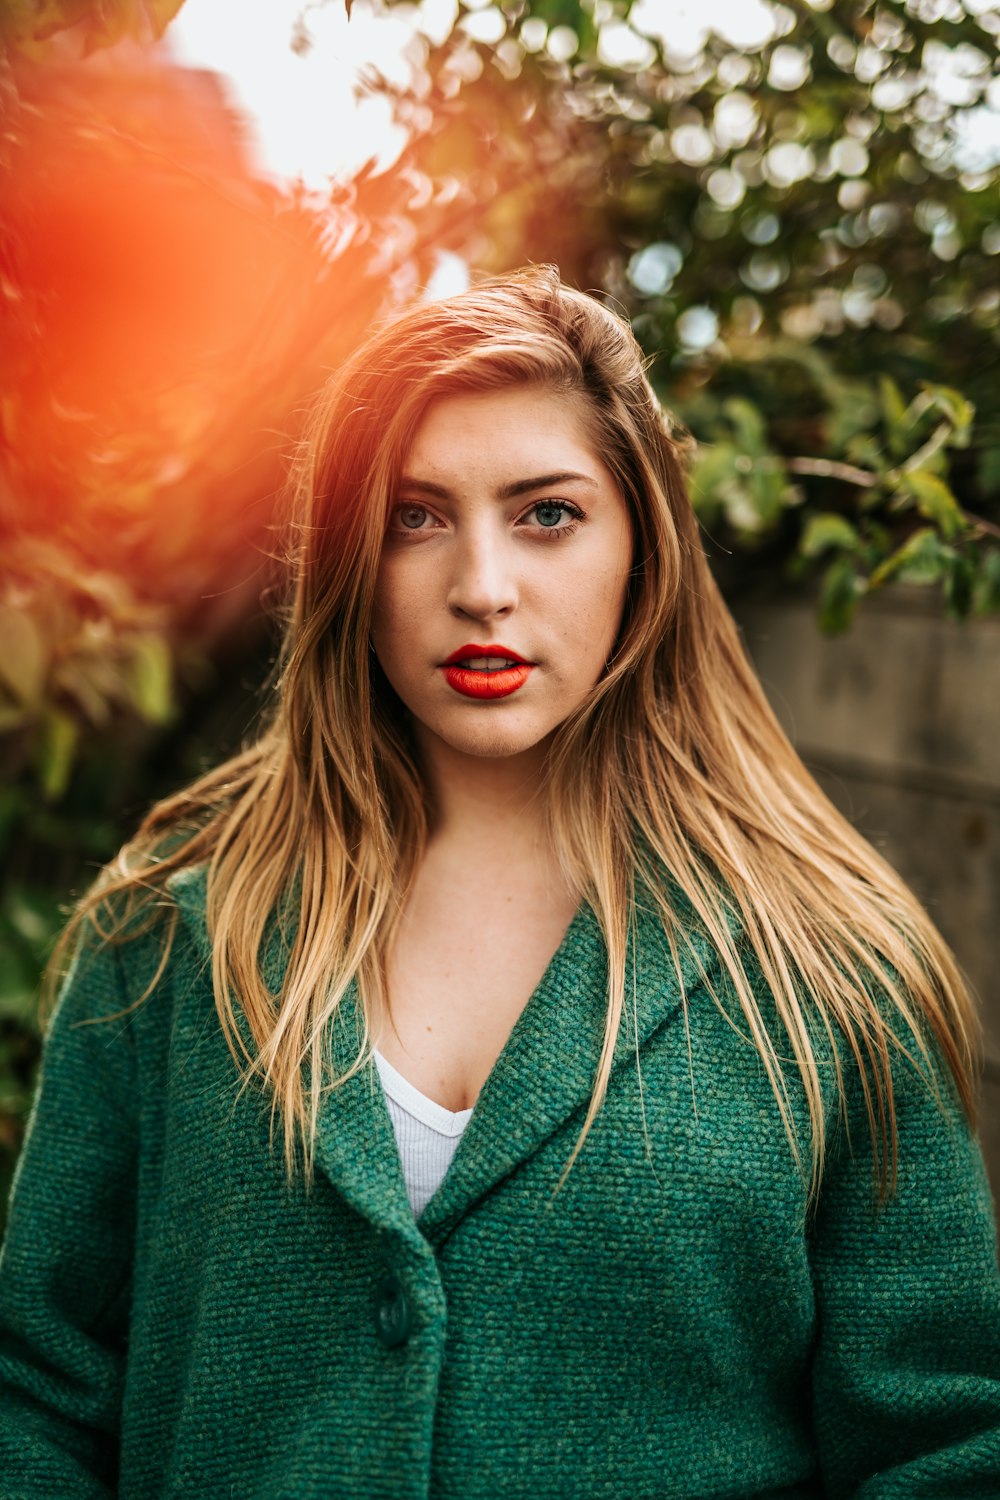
[2, 863, 1000, 1498]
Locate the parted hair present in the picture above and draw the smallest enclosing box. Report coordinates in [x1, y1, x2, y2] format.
[50, 263, 980, 1206]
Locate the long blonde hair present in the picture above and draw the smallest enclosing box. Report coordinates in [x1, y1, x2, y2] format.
[50, 263, 980, 1207]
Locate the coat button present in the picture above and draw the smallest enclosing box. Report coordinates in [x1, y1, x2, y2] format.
[375, 1274, 411, 1348]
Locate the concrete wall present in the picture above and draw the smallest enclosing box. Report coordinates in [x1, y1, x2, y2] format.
[736, 591, 1000, 1211]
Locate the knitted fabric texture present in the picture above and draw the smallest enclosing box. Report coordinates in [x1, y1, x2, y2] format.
[1, 862, 999, 1498]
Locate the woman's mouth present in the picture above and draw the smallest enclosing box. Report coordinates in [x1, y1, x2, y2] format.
[440, 650, 534, 700]
[442, 663, 533, 699]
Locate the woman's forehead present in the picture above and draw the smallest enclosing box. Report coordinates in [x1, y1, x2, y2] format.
[402, 385, 600, 469]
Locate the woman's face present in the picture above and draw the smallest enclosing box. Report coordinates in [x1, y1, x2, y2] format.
[370, 385, 634, 766]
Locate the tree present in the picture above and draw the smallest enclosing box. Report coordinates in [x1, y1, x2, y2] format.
[367, 0, 1000, 627]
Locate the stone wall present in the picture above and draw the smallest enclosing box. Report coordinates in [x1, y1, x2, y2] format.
[736, 591, 1000, 1212]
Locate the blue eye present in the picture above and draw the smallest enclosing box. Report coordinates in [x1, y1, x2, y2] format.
[398, 505, 429, 530]
[525, 500, 585, 538]
[388, 498, 585, 540]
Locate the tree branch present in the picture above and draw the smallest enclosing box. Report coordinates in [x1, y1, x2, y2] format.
[785, 457, 879, 487]
[897, 421, 953, 477]
[964, 511, 1000, 542]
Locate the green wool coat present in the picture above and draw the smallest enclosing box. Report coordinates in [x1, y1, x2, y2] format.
[2, 862, 1000, 1498]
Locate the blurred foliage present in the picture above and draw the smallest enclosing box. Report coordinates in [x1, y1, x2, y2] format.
[2, 0, 999, 1219]
[0, 0, 183, 60]
[368, 0, 1000, 629]
[0, 19, 461, 1216]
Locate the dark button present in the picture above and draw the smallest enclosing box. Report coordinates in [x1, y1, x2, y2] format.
[375, 1274, 411, 1348]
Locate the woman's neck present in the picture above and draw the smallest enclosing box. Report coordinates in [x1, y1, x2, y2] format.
[417, 729, 554, 857]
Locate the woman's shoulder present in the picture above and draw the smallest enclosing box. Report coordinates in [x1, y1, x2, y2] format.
[163, 861, 211, 952]
[44, 858, 209, 1043]
[637, 859, 967, 1130]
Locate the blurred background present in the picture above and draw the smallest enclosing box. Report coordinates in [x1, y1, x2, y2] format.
[1, 0, 998, 1225]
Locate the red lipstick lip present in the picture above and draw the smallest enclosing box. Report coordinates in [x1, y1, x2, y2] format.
[442, 663, 533, 700]
[440, 642, 532, 666]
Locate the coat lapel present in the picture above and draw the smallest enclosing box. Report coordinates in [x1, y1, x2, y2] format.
[166, 865, 423, 1253]
[417, 894, 721, 1247]
[167, 862, 722, 1253]
[311, 978, 426, 1249]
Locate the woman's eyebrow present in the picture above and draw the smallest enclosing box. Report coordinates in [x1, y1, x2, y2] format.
[398, 470, 600, 500]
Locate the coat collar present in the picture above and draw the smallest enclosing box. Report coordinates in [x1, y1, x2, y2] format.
[166, 864, 423, 1251]
[166, 862, 722, 1253]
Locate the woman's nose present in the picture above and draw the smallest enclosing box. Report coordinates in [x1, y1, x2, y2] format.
[446, 525, 518, 621]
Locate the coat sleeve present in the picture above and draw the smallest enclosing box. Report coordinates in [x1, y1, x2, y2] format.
[0, 923, 140, 1499]
[809, 1026, 1000, 1497]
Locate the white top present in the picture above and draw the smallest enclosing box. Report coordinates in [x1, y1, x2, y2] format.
[373, 1049, 474, 1218]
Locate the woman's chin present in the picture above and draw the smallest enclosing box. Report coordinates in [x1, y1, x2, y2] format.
[417, 712, 557, 764]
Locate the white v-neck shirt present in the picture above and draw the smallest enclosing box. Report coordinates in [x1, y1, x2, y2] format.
[373, 1049, 474, 1218]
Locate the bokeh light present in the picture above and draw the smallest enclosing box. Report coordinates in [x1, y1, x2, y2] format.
[166, 0, 453, 187]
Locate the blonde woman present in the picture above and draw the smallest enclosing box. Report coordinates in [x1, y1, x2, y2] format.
[2, 266, 999, 1497]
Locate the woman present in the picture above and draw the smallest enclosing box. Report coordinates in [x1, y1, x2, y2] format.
[2, 265, 998, 1498]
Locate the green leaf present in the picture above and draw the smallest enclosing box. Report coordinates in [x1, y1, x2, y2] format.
[4, 887, 64, 969]
[689, 442, 740, 523]
[720, 480, 769, 537]
[0, 605, 45, 707]
[879, 375, 910, 460]
[800, 513, 859, 559]
[827, 389, 880, 452]
[722, 397, 768, 458]
[747, 459, 790, 531]
[845, 433, 885, 471]
[36, 708, 79, 801]
[0, 951, 40, 1025]
[922, 383, 975, 441]
[128, 634, 173, 725]
[902, 471, 966, 541]
[859, 519, 891, 558]
[819, 557, 865, 635]
[870, 527, 949, 589]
